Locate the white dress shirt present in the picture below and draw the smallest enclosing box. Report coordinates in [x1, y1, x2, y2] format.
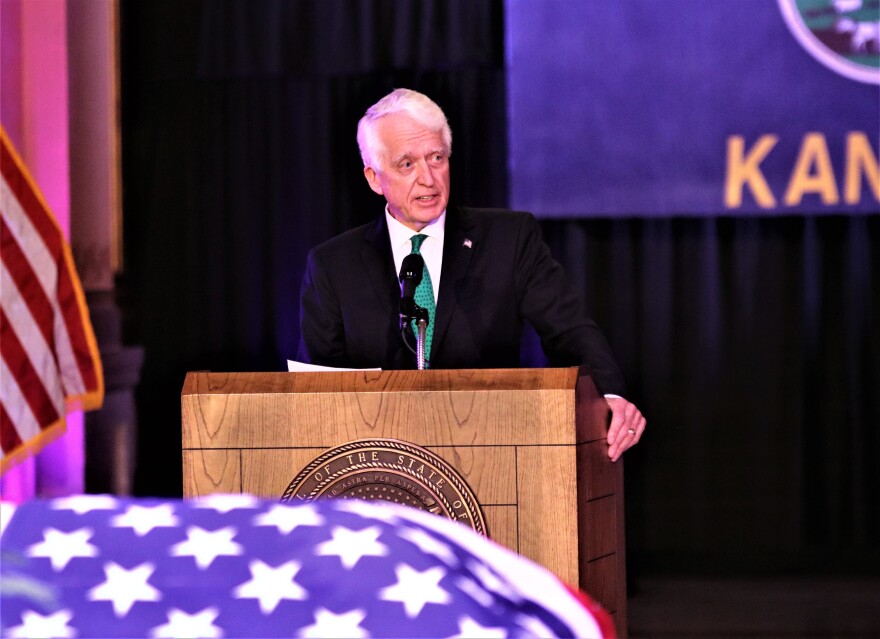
[385, 207, 444, 302]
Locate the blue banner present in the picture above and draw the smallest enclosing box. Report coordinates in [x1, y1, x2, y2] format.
[506, 0, 880, 216]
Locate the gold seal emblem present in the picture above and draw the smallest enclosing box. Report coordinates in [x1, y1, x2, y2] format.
[281, 438, 487, 535]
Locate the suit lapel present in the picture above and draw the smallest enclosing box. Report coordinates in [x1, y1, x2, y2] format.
[432, 206, 478, 360]
[361, 216, 399, 316]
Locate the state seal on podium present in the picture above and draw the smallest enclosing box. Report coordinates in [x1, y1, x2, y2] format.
[281, 438, 487, 535]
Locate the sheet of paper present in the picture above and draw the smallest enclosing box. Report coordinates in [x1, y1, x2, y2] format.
[287, 360, 381, 372]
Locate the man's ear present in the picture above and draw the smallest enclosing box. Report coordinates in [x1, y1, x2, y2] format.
[363, 166, 384, 196]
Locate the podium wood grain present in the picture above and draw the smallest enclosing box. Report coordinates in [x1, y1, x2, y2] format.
[182, 368, 627, 635]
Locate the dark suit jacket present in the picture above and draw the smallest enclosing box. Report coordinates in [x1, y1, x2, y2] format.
[297, 206, 625, 395]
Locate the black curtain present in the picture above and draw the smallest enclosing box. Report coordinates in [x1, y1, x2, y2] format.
[120, 0, 507, 497]
[542, 215, 880, 574]
[120, 1, 879, 575]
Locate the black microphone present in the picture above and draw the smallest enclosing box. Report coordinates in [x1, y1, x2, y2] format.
[400, 253, 423, 299]
[399, 253, 424, 323]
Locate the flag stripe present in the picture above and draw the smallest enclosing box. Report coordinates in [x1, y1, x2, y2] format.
[0, 404, 24, 455]
[56, 242, 98, 395]
[1, 165, 92, 400]
[0, 263, 66, 413]
[0, 356, 43, 446]
[0, 309, 62, 432]
[0, 174, 59, 319]
[0, 216, 55, 347]
[0, 391, 66, 472]
[0, 139, 62, 260]
[0, 127, 103, 474]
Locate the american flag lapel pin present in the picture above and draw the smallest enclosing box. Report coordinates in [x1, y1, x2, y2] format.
[463, 238, 473, 249]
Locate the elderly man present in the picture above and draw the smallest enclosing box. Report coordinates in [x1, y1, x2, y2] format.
[298, 88, 645, 460]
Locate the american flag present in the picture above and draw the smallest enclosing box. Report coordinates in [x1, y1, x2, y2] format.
[0, 495, 615, 638]
[0, 128, 103, 474]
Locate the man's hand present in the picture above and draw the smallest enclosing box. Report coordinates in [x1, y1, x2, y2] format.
[605, 397, 646, 462]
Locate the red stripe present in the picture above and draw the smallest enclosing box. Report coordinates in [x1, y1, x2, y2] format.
[0, 139, 63, 260]
[0, 216, 56, 347]
[0, 404, 25, 455]
[564, 583, 617, 638]
[0, 308, 61, 430]
[56, 253, 98, 391]
[3, 134, 99, 396]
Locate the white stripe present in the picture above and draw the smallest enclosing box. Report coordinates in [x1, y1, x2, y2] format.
[0, 254, 66, 417]
[1, 176, 57, 297]
[0, 355, 44, 444]
[54, 293, 87, 397]
[2, 178, 87, 397]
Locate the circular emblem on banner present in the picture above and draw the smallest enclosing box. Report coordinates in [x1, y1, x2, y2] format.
[281, 439, 487, 535]
[778, 0, 880, 84]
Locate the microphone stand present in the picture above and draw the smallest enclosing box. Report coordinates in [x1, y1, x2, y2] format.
[414, 307, 429, 370]
[399, 300, 430, 370]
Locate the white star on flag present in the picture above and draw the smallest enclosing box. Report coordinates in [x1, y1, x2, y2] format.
[316, 526, 388, 569]
[0, 498, 613, 637]
[193, 493, 260, 513]
[51, 495, 118, 514]
[463, 238, 473, 248]
[110, 504, 180, 536]
[298, 607, 369, 638]
[4, 610, 76, 639]
[26, 527, 98, 571]
[232, 559, 308, 614]
[450, 615, 508, 638]
[87, 562, 161, 616]
[253, 503, 324, 534]
[379, 563, 450, 618]
[170, 526, 244, 569]
[149, 607, 223, 639]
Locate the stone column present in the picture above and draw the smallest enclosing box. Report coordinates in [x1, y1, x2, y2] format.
[67, 0, 143, 495]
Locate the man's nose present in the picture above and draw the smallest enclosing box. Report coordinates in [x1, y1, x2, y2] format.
[416, 160, 435, 186]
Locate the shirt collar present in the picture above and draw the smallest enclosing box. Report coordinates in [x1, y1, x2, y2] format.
[385, 205, 446, 249]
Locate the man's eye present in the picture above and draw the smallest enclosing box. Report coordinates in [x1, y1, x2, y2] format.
[400, 160, 413, 169]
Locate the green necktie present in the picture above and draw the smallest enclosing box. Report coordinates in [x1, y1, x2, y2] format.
[409, 234, 436, 361]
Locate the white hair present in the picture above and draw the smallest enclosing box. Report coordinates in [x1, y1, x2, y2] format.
[356, 88, 452, 170]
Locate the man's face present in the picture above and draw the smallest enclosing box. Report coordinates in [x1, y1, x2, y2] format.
[364, 113, 450, 232]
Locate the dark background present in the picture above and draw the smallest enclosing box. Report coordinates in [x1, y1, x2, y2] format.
[119, 0, 879, 579]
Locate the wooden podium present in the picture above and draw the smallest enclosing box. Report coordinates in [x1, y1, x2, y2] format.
[181, 367, 627, 632]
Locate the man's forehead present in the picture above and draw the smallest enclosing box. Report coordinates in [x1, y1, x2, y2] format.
[377, 114, 444, 146]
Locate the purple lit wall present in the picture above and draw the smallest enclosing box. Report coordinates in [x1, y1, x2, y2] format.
[1, 0, 84, 501]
